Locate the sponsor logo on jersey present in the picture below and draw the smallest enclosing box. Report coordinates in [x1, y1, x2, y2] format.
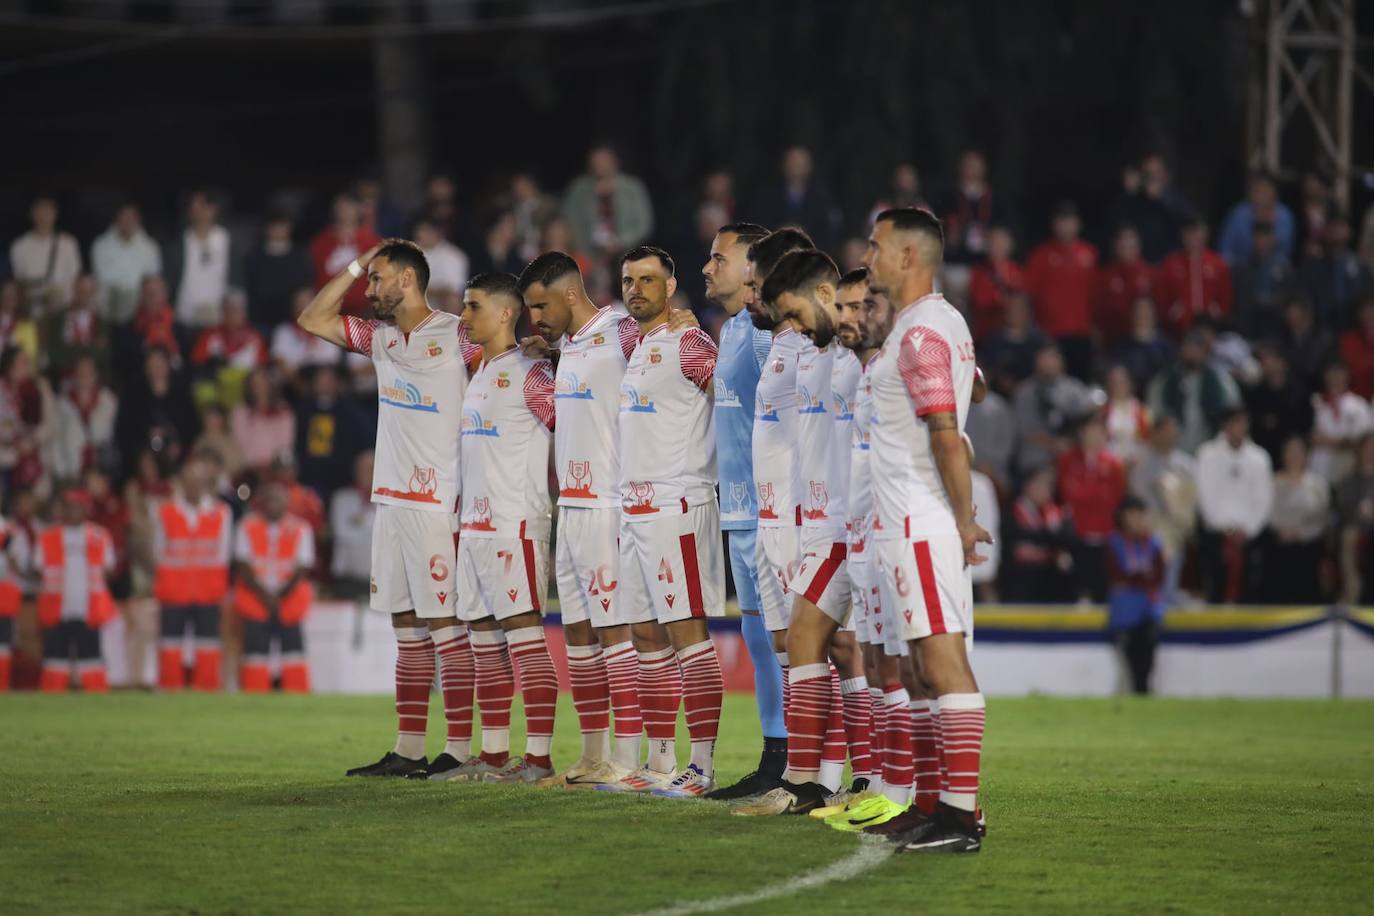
[380, 380, 440, 412]
[757, 482, 777, 520]
[798, 384, 828, 414]
[619, 385, 656, 413]
[373, 465, 442, 504]
[624, 481, 659, 514]
[854, 431, 872, 451]
[460, 496, 496, 531]
[461, 409, 500, 437]
[560, 460, 597, 499]
[755, 392, 781, 422]
[714, 378, 742, 408]
[833, 391, 853, 421]
[803, 480, 829, 520]
[554, 371, 594, 400]
[726, 482, 751, 516]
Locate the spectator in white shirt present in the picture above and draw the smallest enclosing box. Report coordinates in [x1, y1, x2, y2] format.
[272, 287, 342, 393]
[328, 450, 376, 602]
[9, 195, 82, 314]
[415, 218, 469, 303]
[50, 355, 119, 482]
[1309, 361, 1372, 486]
[90, 203, 161, 322]
[169, 191, 233, 328]
[1196, 409, 1274, 603]
[1265, 436, 1331, 603]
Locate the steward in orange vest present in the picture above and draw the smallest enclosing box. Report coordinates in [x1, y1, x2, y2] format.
[233, 481, 315, 693]
[35, 488, 116, 693]
[0, 514, 31, 691]
[153, 456, 232, 691]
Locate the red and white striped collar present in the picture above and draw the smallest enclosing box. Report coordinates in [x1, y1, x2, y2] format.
[640, 322, 672, 342]
[570, 305, 615, 343]
[479, 345, 519, 372]
[774, 326, 796, 340]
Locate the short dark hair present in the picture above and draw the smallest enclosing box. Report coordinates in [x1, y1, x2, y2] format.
[873, 207, 944, 247]
[747, 228, 815, 282]
[376, 239, 430, 293]
[838, 267, 869, 289]
[519, 251, 582, 293]
[762, 249, 840, 305]
[718, 222, 769, 247]
[465, 271, 524, 310]
[619, 245, 675, 277]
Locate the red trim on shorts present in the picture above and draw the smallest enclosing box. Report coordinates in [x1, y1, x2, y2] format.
[680, 498, 689, 513]
[912, 540, 946, 635]
[678, 532, 706, 618]
[801, 543, 845, 604]
[522, 538, 541, 612]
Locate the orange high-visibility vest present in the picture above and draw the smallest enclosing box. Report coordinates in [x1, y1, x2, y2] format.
[36, 524, 116, 628]
[153, 498, 230, 605]
[233, 515, 313, 624]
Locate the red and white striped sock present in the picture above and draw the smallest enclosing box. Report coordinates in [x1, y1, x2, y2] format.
[840, 676, 874, 782]
[638, 647, 681, 773]
[392, 628, 434, 759]
[677, 639, 724, 778]
[910, 698, 941, 815]
[937, 692, 985, 812]
[432, 626, 474, 761]
[931, 701, 947, 797]
[605, 640, 642, 771]
[566, 641, 611, 761]
[819, 665, 847, 792]
[470, 628, 514, 765]
[880, 684, 914, 806]
[868, 685, 888, 796]
[508, 626, 558, 766]
[784, 663, 832, 784]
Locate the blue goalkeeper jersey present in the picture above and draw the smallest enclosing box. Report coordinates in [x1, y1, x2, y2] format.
[714, 309, 773, 530]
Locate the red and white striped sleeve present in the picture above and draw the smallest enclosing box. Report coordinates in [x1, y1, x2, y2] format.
[678, 328, 718, 392]
[897, 325, 956, 417]
[617, 316, 640, 361]
[524, 360, 557, 431]
[342, 316, 378, 356]
[457, 319, 483, 375]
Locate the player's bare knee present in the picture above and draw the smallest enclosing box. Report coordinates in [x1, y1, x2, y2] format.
[468, 616, 501, 632]
[665, 617, 709, 652]
[597, 624, 631, 649]
[631, 620, 670, 653]
[564, 617, 597, 646]
[786, 599, 835, 666]
[915, 632, 978, 696]
[423, 616, 461, 632]
[500, 611, 542, 633]
[391, 610, 423, 629]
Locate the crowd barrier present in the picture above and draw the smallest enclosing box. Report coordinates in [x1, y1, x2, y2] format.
[99, 603, 1374, 699]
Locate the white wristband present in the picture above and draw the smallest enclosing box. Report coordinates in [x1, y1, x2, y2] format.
[347, 260, 364, 279]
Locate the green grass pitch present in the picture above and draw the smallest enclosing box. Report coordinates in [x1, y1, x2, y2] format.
[3, 693, 1372, 914]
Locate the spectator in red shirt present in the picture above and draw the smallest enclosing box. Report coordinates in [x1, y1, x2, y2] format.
[309, 193, 381, 318]
[1339, 295, 1374, 399]
[1095, 225, 1156, 348]
[1157, 216, 1232, 339]
[1058, 416, 1127, 601]
[190, 290, 268, 374]
[967, 225, 1025, 342]
[1025, 201, 1099, 380]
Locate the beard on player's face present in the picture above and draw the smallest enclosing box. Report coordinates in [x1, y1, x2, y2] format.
[809, 307, 836, 349]
[369, 288, 404, 320]
[837, 320, 861, 349]
[748, 298, 779, 331]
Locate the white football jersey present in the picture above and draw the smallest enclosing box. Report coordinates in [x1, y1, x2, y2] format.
[458, 348, 556, 540]
[868, 293, 977, 540]
[554, 306, 639, 509]
[847, 361, 877, 557]
[753, 327, 803, 529]
[830, 345, 862, 533]
[344, 311, 480, 513]
[619, 324, 718, 515]
[796, 341, 846, 540]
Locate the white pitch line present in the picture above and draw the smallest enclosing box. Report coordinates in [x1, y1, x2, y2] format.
[634, 839, 895, 916]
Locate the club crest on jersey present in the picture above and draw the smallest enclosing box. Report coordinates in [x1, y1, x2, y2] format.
[803, 481, 829, 520]
[757, 482, 777, 519]
[426, 340, 443, 357]
[461, 409, 499, 437]
[648, 347, 663, 365]
[799, 385, 827, 414]
[560, 460, 596, 499]
[625, 481, 659, 514]
[619, 385, 656, 413]
[494, 371, 512, 389]
[554, 372, 594, 400]
[460, 496, 496, 531]
[592, 333, 605, 345]
[380, 380, 439, 413]
[772, 358, 785, 373]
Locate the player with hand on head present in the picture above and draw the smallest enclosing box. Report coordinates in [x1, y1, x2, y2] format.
[698, 221, 793, 801]
[519, 252, 646, 788]
[298, 239, 482, 780]
[449, 273, 560, 784]
[862, 207, 991, 853]
[595, 246, 727, 798]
